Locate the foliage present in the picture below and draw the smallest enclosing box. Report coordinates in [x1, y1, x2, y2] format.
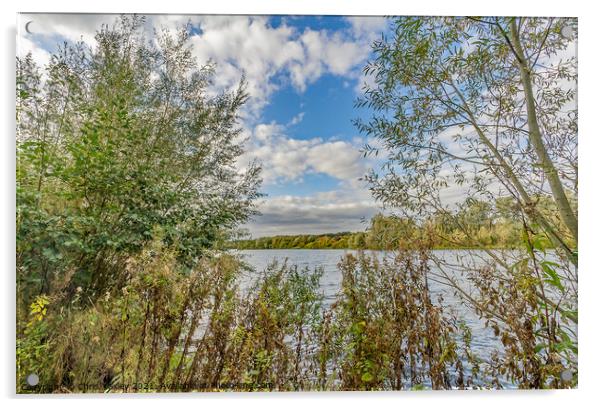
[16, 15, 261, 307]
[17, 239, 483, 392]
[324, 247, 473, 390]
[16, 15, 578, 393]
[232, 196, 561, 250]
[356, 16, 578, 388]
[16, 15, 262, 392]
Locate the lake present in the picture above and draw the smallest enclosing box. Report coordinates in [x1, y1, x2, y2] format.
[227, 248, 577, 388]
[236, 249, 504, 366]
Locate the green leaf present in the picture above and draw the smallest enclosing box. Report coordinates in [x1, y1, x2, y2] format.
[534, 343, 546, 354]
[541, 262, 564, 292]
[361, 372, 374, 383]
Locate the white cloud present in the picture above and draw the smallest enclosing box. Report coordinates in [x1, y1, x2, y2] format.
[288, 112, 305, 126]
[253, 122, 285, 142]
[17, 14, 386, 119]
[187, 16, 301, 114]
[238, 122, 371, 185]
[187, 16, 375, 114]
[17, 35, 51, 67]
[19, 13, 116, 48]
[306, 141, 367, 180]
[246, 187, 381, 237]
[345, 16, 388, 39]
[287, 28, 371, 92]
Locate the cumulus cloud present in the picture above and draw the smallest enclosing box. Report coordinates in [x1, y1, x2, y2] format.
[246, 187, 381, 237]
[17, 35, 51, 67]
[17, 14, 387, 118]
[186, 16, 299, 114]
[187, 16, 382, 116]
[19, 13, 114, 46]
[345, 16, 388, 39]
[286, 28, 369, 91]
[238, 121, 371, 185]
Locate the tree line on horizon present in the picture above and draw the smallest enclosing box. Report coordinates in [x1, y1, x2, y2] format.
[232, 195, 571, 250]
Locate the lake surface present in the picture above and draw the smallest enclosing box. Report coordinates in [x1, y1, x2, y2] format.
[228, 248, 576, 388]
[236, 249, 504, 366]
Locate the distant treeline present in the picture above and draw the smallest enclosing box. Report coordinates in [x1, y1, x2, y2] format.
[230, 227, 519, 250]
[231, 196, 574, 250]
[232, 199, 528, 250]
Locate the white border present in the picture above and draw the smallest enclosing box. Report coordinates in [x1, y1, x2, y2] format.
[2, 1, 599, 406]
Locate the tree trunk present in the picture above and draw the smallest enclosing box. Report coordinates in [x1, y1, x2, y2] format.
[508, 18, 578, 245]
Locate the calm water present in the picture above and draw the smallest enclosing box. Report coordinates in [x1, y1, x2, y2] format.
[236, 249, 504, 363]
[227, 248, 576, 388]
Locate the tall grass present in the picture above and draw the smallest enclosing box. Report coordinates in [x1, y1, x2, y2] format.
[17, 238, 574, 392]
[17, 241, 465, 392]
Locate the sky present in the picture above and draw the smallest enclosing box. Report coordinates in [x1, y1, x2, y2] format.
[18, 15, 576, 238]
[17, 13, 391, 238]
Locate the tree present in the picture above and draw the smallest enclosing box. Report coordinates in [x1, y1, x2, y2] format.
[17, 16, 262, 303]
[357, 16, 577, 387]
[357, 16, 577, 261]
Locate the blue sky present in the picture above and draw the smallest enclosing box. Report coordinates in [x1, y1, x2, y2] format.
[258, 71, 372, 196]
[18, 13, 389, 237]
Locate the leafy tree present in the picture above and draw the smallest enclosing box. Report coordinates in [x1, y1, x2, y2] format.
[357, 16, 577, 260]
[356, 16, 577, 387]
[17, 16, 261, 304]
